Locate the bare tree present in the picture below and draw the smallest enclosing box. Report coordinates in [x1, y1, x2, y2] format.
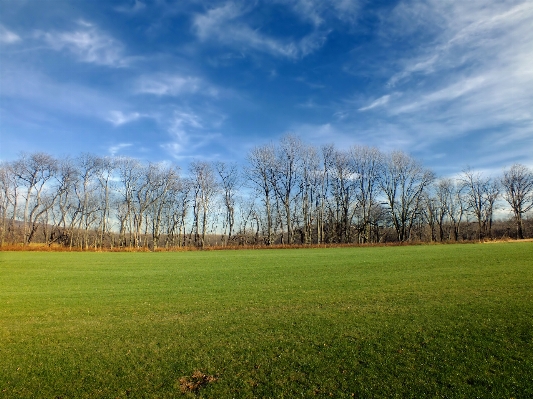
[430, 178, 456, 241]
[147, 164, 181, 249]
[130, 163, 172, 248]
[328, 149, 357, 243]
[73, 154, 101, 249]
[12, 153, 58, 244]
[49, 158, 80, 247]
[380, 151, 434, 242]
[246, 144, 276, 245]
[297, 143, 320, 244]
[316, 145, 334, 244]
[271, 135, 302, 244]
[94, 156, 115, 248]
[215, 161, 240, 246]
[351, 146, 383, 243]
[189, 161, 218, 247]
[461, 169, 499, 240]
[501, 164, 533, 239]
[0, 162, 22, 245]
[115, 157, 143, 247]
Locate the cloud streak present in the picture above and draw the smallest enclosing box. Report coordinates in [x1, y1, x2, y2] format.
[0, 24, 21, 44]
[136, 73, 219, 97]
[107, 111, 142, 126]
[193, 3, 329, 59]
[358, 1, 533, 145]
[38, 21, 128, 67]
[161, 109, 222, 159]
[359, 94, 391, 111]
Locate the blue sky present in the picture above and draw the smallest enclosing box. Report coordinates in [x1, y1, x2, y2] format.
[1, 0, 532, 176]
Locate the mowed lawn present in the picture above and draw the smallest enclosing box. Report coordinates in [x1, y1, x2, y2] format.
[1, 243, 532, 398]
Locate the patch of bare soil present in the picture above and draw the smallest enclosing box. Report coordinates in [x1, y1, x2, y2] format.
[178, 370, 218, 393]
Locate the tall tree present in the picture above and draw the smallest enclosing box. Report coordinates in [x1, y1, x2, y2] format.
[329, 149, 356, 243]
[94, 156, 115, 248]
[380, 151, 434, 242]
[189, 161, 218, 247]
[501, 164, 533, 239]
[246, 144, 276, 245]
[297, 144, 319, 244]
[215, 161, 240, 246]
[12, 153, 58, 244]
[461, 169, 499, 240]
[271, 135, 302, 244]
[351, 146, 383, 243]
[115, 157, 143, 247]
[0, 162, 22, 245]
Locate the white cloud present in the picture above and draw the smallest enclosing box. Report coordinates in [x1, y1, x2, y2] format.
[115, 0, 146, 13]
[358, 94, 391, 111]
[193, 3, 329, 59]
[38, 21, 127, 67]
[350, 0, 533, 159]
[0, 24, 21, 44]
[0, 65, 127, 125]
[162, 109, 222, 158]
[281, 0, 360, 26]
[107, 111, 142, 126]
[387, 55, 438, 87]
[108, 143, 132, 156]
[136, 74, 210, 96]
[385, 1, 533, 87]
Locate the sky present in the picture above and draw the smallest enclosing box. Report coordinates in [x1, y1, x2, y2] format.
[1, 0, 532, 177]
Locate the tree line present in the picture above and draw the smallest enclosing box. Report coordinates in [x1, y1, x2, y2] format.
[1, 136, 532, 249]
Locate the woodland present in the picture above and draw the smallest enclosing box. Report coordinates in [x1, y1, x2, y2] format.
[1, 136, 532, 250]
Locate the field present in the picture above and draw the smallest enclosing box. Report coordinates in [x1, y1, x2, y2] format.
[1, 243, 532, 398]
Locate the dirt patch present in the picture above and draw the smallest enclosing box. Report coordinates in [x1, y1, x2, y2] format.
[178, 370, 218, 393]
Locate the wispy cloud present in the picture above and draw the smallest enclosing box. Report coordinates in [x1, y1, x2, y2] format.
[349, 1, 533, 160]
[115, 0, 146, 14]
[385, 1, 533, 88]
[107, 110, 143, 126]
[283, 0, 360, 26]
[161, 109, 222, 159]
[0, 65, 125, 124]
[38, 21, 128, 67]
[108, 143, 132, 156]
[358, 94, 391, 111]
[0, 24, 21, 44]
[136, 73, 216, 96]
[193, 3, 329, 59]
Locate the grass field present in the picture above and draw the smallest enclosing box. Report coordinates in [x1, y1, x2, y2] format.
[1, 243, 532, 398]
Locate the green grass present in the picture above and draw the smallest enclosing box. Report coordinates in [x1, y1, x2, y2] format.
[1, 243, 532, 398]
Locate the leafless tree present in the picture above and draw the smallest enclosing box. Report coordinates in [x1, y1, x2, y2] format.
[73, 154, 101, 249]
[12, 153, 58, 244]
[461, 169, 500, 240]
[351, 146, 383, 243]
[215, 161, 240, 246]
[115, 157, 143, 247]
[0, 162, 22, 245]
[294, 143, 319, 244]
[428, 178, 458, 242]
[189, 161, 218, 247]
[94, 156, 115, 248]
[246, 144, 276, 245]
[271, 135, 303, 244]
[147, 164, 181, 249]
[316, 145, 334, 244]
[49, 158, 79, 247]
[328, 149, 357, 243]
[380, 151, 434, 242]
[501, 164, 533, 239]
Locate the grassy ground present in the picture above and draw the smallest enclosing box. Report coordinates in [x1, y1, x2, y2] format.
[1, 242, 532, 398]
